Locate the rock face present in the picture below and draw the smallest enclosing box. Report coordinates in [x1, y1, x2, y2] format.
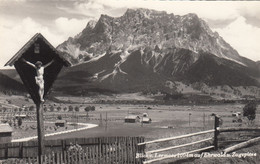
[56, 8, 260, 95]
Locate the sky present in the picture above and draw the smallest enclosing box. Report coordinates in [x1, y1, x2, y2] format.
[1, 0, 260, 69]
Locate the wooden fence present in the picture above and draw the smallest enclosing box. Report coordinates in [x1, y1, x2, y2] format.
[217, 127, 260, 149]
[138, 116, 260, 164]
[0, 136, 145, 164]
[138, 129, 215, 164]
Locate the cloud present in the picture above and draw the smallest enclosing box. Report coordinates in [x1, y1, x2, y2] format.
[0, 17, 61, 68]
[1, 0, 260, 70]
[54, 17, 90, 38]
[0, 15, 91, 69]
[213, 16, 260, 61]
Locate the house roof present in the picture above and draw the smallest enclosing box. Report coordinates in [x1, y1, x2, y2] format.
[125, 115, 139, 119]
[0, 124, 13, 133]
[5, 33, 71, 67]
[55, 120, 67, 123]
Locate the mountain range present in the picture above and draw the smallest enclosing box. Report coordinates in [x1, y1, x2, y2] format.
[1, 8, 260, 99]
[55, 8, 260, 96]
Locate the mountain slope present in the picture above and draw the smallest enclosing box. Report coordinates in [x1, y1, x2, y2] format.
[0, 72, 25, 95]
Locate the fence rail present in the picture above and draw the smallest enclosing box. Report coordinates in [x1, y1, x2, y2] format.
[146, 137, 213, 154]
[138, 129, 214, 146]
[139, 116, 223, 164]
[139, 127, 216, 164]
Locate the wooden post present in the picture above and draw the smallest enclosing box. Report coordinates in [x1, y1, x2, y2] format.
[203, 113, 205, 129]
[214, 115, 219, 150]
[105, 112, 108, 131]
[4, 143, 8, 159]
[189, 113, 191, 127]
[36, 102, 45, 164]
[19, 142, 23, 158]
[100, 113, 103, 127]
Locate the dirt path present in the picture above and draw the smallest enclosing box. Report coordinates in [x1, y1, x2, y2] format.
[11, 122, 98, 142]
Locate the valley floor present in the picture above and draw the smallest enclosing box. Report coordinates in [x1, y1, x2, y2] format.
[0, 95, 260, 164]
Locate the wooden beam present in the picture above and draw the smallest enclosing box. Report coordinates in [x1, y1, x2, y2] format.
[138, 129, 214, 146]
[219, 127, 260, 133]
[223, 136, 260, 153]
[143, 146, 214, 164]
[36, 102, 45, 164]
[147, 137, 213, 154]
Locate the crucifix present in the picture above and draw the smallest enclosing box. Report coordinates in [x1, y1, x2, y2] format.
[5, 33, 71, 163]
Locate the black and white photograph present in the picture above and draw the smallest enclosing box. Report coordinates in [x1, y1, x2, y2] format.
[0, 0, 260, 163]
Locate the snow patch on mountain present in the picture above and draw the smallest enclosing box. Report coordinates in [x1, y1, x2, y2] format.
[86, 52, 106, 63]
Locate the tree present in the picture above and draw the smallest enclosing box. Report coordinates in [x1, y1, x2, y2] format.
[57, 106, 62, 112]
[243, 101, 258, 125]
[43, 107, 48, 112]
[57, 115, 62, 120]
[24, 107, 29, 112]
[3, 107, 7, 112]
[14, 108, 18, 113]
[18, 117, 23, 127]
[19, 108, 23, 112]
[74, 106, 80, 112]
[68, 105, 74, 112]
[29, 105, 35, 111]
[84, 107, 90, 112]
[91, 106, 95, 111]
[63, 107, 67, 112]
[50, 105, 54, 112]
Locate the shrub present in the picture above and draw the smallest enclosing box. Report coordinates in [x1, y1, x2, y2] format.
[29, 105, 35, 111]
[50, 106, 54, 112]
[243, 101, 258, 125]
[57, 106, 62, 112]
[57, 115, 62, 120]
[84, 107, 90, 112]
[3, 107, 7, 112]
[74, 106, 80, 112]
[91, 106, 95, 111]
[24, 107, 28, 112]
[68, 105, 73, 112]
[67, 143, 84, 158]
[18, 117, 23, 127]
[63, 107, 67, 112]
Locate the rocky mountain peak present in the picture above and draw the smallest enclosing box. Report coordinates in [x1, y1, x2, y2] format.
[54, 8, 260, 95]
[86, 20, 97, 30]
[57, 8, 250, 68]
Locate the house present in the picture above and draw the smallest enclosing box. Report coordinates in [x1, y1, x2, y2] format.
[124, 115, 140, 123]
[15, 114, 27, 119]
[55, 120, 67, 127]
[141, 113, 152, 124]
[0, 124, 13, 143]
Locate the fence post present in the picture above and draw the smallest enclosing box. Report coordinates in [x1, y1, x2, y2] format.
[4, 143, 8, 159]
[19, 142, 23, 158]
[61, 140, 66, 161]
[214, 115, 220, 150]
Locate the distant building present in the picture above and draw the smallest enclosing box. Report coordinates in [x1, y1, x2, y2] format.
[15, 114, 27, 119]
[55, 120, 67, 127]
[125, 115, 140, 123]
[0, 124, 13, 143]
[141, 113, 152, 124]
